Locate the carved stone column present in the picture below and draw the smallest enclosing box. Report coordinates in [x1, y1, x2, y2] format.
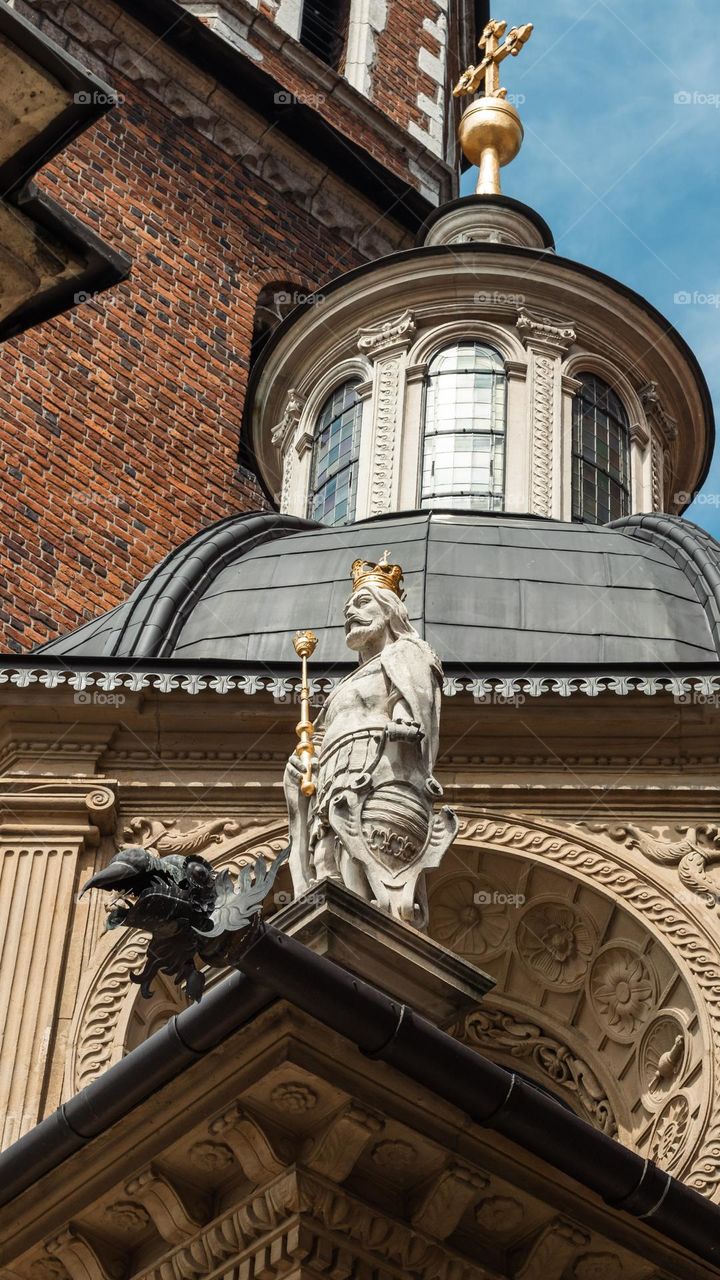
[355, 309, 416, 519]
[517, 308, 576, 518]
[0, 780, 116, 1148]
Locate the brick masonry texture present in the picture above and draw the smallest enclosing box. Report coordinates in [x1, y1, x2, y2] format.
[1, 0, 458, 653]
[0, 75, 371, 653]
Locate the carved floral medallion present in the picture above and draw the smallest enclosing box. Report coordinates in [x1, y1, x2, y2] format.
[515, 900, 596, 989]
[649, 1094, 691, 1170]
[430, 875, 510, 958]
[588, 946, 656, 1043]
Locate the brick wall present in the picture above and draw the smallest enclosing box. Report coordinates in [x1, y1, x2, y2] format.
[0, 73, 374, 653]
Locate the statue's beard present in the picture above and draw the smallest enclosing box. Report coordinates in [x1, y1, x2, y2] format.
[345, 617, 387, 653]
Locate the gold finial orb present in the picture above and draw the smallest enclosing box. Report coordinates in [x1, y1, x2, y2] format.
[293, 629, 318, 659]
[453, 17, 533, 196]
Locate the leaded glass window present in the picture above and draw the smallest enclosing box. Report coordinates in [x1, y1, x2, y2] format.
[420, 342, 506, 511]
[308, 380, 362, 526]
[572, 373, 630, 524]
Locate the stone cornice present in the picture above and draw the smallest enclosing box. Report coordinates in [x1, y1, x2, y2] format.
[1, 666, 719, 699]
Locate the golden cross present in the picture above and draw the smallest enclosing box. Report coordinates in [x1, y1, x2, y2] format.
[453, 18, 533, 99]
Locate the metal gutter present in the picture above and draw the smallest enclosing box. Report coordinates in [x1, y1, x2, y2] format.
[1, 925, 719, 1269]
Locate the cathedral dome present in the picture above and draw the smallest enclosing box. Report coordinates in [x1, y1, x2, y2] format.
[38, 508, 720, 666]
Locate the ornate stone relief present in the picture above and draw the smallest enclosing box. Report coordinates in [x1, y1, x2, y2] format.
[457, 1007, 618, 1135]
[639, 1015, 687, 1106]
[123, 815, 243, 857]
[639, 380, 679, 443]
[528, 351, 555, 517]
[516, 307, 576, 354]
[125, 1170, 487, 1280]
[9, 666, 720, 700]
[356, 308, 416, 357]
[270, 1080, 318, 1112]
[271, 387, 305, 448]
[356, 311, 416, 516]
[583, 821, 720, 910]
[451, 812, 717, 1195]
[431, 874, 511, 958]
[648, 1094, 691, 1170]
[475, 1194, 525, 1236]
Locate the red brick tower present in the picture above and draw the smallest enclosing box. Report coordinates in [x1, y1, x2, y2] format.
[0, 0, 482, 650]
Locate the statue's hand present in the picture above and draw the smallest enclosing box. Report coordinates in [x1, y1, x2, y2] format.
[386, 719, 423, 744]
[284, 752, 317, 790]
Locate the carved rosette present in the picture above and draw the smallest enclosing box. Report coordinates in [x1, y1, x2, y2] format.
[515, 900, 596, 990]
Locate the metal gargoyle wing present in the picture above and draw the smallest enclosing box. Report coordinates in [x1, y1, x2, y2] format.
[196, 846, 290, 937]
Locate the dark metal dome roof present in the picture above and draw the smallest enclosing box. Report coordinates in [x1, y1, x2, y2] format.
[36, 510, 720, 667]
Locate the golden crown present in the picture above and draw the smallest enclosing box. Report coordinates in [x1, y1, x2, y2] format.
[350, 551, 404, 599]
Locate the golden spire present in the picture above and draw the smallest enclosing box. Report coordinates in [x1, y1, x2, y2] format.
[453, 18, 533, 196]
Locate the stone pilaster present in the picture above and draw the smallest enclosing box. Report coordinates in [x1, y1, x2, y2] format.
[355, 309, 416, 519]
[517, 308, 576, 519]
[0, 780, 117, 1148]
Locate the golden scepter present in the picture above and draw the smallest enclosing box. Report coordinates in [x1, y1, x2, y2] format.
[292, 629, 318, 796]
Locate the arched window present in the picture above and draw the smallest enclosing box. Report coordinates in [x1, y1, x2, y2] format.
[308, 380, 363, 525]
[572, 373, 630, 523]
[420, 342, 506, 511]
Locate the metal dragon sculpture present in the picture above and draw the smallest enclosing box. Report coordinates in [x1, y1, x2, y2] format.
[82, 845, 288, 1001]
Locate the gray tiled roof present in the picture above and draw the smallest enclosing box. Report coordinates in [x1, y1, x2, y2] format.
[36, 510, 720, 666]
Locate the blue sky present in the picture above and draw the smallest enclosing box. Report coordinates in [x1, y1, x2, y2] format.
[460, 0, 720, 535]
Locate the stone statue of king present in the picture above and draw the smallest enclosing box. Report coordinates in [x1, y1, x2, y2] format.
[284, 554, 458, 928]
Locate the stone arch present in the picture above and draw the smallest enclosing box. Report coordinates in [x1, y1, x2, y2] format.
[562, 350, 647, 432]
[408, 318, 526, 368]
[428, 809, 718, 1194]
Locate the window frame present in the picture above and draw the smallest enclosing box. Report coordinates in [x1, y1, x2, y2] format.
[306, 378, 363, 527]
[419, 340, 507, 513]
[571, 372, 631, 525]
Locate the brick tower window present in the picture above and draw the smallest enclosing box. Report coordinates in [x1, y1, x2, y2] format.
[300, 0, 351, 70]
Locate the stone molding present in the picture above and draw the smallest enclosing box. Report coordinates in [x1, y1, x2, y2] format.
[129, 1170, 489, 1280]
[3, 668, 720, 700]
